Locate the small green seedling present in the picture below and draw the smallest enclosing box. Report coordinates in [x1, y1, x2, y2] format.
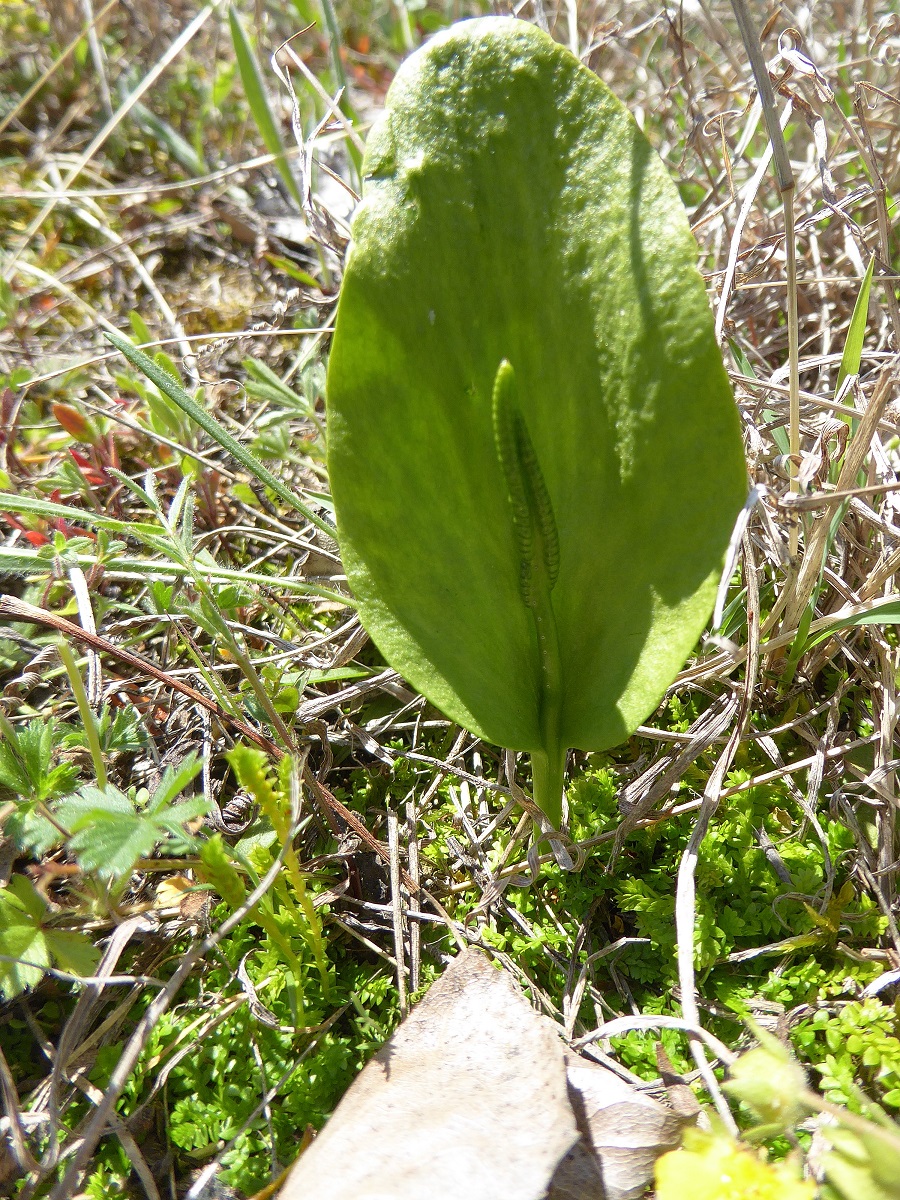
[327, 18, 746, 826]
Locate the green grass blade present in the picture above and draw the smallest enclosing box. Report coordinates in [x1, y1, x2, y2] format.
[316, 0, 363, 179]
[805, 595, 900, 650]
[0, 492, 152, 537]
[104, 330, 333, 534]
[228, 6, 303, 207]
[0, 542, 348, 602]
[0, 493, 346, 600]
[730, 339, 790, 455]
[835, 254, 875, 399]
[57, 641, 107, 788]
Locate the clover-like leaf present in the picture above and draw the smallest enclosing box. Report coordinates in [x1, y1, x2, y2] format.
[327, 18, 746, 823]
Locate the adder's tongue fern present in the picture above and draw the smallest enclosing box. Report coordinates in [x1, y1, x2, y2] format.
[325, 18, 746, 829]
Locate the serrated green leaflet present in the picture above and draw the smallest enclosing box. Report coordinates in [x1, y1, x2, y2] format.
[327, 18, 746, 825]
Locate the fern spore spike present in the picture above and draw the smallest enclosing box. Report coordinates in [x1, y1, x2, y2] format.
[492, 359, 565, 824]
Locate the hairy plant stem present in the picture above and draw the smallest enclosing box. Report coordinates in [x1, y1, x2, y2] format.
[282, 848, 332, 1000]
[261, 764, 332, 1000]
[57, 640, 106, 789]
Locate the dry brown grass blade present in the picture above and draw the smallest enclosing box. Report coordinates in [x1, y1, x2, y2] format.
[674, 531, 760, 1132]
[2, 0, 225, 279]
[781, 365, 896, 633]
[0, 1044, 38, 1177]
[387, 806, 409, 1017]
[612, 692, 738, 860]
[0, 596, 282, 755]
[43, 917, 155, 1173]
[729, 0, 801, 551]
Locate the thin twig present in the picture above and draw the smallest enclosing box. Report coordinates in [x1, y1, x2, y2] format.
[387, 807, 408, 1017]
[674, 532, 759, 1132]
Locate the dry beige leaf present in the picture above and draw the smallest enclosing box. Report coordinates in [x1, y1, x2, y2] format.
[279, 948, 580, 1200]
[561, 1054, 687, 1200]
[547, 1139, 606, 1200]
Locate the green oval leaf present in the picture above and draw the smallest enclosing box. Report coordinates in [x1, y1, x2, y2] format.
[327, 18, 746, 822]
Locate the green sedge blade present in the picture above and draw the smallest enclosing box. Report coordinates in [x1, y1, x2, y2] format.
[835, 254, 875, 400]
[228, 6, 302, 207]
